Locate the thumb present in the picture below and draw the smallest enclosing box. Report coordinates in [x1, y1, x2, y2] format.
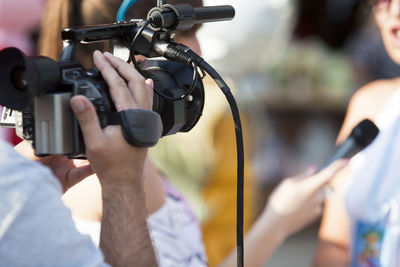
[70, 96, 104, 150]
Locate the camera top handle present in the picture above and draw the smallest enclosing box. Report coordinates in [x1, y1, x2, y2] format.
[61, 21, 140, 44]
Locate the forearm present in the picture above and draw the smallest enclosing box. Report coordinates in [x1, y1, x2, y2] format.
[219, 214, 287, 267]
[313, 239, 349, 267]
[100, 178, 157, 267]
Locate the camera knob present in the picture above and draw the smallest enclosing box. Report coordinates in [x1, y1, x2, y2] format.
[85, 69, 99, 77]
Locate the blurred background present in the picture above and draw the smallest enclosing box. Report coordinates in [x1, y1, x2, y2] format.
[3, 0, 400, 266]
[198, 0, 400, 189]
[196, 0, 400, 266]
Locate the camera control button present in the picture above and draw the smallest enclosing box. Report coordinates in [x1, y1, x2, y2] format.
[85, 69, 99, 77]
[72, 71, 81, 77]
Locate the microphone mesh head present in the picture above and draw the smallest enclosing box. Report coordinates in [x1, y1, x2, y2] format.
[351, 119, 379, 148]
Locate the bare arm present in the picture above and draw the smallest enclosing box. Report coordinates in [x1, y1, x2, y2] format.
[100, 180, 155, 266]
[219, 160, 347, 267]
[313, 240, 349, 267]
[70, 51, 158, 267]
[313, 166, 352, 267]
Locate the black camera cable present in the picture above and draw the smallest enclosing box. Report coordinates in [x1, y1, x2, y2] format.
[160, 44, 245, 267]
[199, 60, 245, 267]
[131, 27, 245, 266]
[129, 18, 152, 73]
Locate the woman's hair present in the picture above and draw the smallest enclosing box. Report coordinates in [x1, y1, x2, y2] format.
[39, 0, 203, 60]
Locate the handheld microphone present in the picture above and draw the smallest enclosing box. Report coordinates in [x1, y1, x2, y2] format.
[321, 119, 379, 169]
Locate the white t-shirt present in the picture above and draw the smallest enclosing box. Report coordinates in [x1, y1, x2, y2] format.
[0, 141, 108, 267]
[346, 88, 400, 223]
[345, 88, 400, 264]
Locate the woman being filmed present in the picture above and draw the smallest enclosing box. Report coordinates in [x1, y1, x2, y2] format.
[315, 0, 400, 266]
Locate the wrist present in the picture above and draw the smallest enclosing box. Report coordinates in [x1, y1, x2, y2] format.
[260, 207, 291, 243]
[96, 159, 146, 188]
[101, 177, 144, 195]
[88, 147, 147, 184]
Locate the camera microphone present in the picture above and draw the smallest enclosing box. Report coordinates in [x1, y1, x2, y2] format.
[147, 4, 235, 31]
[321, 119, 379, 169]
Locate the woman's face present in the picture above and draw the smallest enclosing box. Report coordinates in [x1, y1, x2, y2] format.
[375, 0, 400, 64]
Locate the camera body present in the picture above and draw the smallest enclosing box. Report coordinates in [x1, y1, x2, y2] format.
[0, 46, 204, 157]
[24, 62, 112, 157]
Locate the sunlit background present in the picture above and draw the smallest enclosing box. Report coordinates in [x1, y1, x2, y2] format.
[197, 0, 400, 266]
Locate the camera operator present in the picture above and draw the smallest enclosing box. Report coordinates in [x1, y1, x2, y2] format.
[0, 50, 158, 267]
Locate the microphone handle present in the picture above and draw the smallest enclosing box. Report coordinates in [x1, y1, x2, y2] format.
[320, 138, 357, 170]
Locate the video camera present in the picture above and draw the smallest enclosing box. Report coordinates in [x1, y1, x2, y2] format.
[0, 1, 234, 158]
[0, 3, 248, 265]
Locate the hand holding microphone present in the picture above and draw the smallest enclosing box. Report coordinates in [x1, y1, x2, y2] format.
[318, 119, 379, 198]
[264, 119, 379, 237]
[321, 119, 379, 169]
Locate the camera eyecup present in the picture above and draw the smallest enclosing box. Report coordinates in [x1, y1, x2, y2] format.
[0, 47, 60, 110]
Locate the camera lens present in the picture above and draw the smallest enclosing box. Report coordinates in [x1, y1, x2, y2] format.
[11, 66, 28, 91]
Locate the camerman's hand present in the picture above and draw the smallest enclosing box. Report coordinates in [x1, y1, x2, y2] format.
[70, 50, 154, 186]
[14, 141, 93, 193]
[70, 51, 157, 267]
